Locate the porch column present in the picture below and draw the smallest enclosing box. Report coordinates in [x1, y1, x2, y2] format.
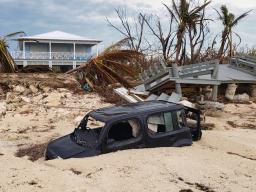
[49, 42, 52, 68]
[22, 41, 27, 67]
[49, 42, 52, 59]
[73, 43, 76, 60]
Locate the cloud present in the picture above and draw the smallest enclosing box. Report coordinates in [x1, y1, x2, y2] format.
[0, 0, 255, 50]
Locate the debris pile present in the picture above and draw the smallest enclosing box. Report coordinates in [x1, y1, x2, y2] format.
[67, 40, 144, 91]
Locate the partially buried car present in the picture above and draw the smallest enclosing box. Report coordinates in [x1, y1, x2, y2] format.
[45, 100, 202, 160]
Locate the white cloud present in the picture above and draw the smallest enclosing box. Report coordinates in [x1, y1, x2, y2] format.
[0, 0, 255, 49]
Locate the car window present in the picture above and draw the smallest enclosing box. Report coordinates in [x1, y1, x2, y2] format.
[87, 116, 105, 129]
[107, 119, 141, 144]
[176, 109, 187, 128]
[147, 112, 174, 135]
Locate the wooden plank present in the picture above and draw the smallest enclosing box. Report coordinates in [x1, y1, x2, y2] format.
[157, 93, 170, 101]
[145, 94, 158, 101]
[113, 87, 143, 103]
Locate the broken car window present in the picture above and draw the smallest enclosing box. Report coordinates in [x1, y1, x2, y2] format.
[87, 116, 105, 129]
[176, 110, 187, 128]
[107, 119, 141, 144]
[147, 112, 174, 135]
[73, 116, 105, 148]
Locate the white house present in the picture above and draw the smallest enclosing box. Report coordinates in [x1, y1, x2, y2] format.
[11, 31, 101, 71]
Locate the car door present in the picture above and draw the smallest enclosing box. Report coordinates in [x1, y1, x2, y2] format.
[102, 118, 145, 153]
[145, 110, 193, 148]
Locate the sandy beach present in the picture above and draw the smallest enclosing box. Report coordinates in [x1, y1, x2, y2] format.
[0, 75, 256, 192]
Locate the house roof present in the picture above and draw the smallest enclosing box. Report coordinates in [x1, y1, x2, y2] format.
[17, 31, 102, 44]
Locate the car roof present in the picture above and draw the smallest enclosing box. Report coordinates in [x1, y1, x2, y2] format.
[89, 100, 183, 122]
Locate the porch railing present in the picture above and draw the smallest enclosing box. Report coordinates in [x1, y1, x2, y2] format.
[10, 51, 89, 61]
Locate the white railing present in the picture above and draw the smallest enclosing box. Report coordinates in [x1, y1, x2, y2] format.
[10, 51, 89, 61]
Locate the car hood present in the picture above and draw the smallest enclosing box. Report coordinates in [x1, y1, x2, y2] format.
[45, 134, 99, 160]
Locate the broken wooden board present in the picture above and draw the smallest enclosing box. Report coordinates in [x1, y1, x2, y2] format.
[113, 87, 144, 103]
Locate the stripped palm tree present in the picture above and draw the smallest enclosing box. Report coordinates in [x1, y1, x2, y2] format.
[0, 31, 26, 73]
[0, 38, 16, 72]
[163, 0, 210, 94]
[216, 5, 251, 62]
[67, 38, 143, 88]
[164, 0, 211, 65]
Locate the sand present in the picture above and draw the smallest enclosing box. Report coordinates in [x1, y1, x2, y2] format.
[0, 75, 256, 192]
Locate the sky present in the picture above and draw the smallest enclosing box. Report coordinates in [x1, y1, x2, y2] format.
[0, 0, 255, 51]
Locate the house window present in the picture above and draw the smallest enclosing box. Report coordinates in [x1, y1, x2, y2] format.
[107, 119, 141, 144]
[147, 112, 174, 135]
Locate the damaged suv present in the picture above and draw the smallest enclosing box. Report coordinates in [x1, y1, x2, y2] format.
[45, 100, 202, 160]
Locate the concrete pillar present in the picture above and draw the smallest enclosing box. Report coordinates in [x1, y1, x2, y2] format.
[23, 60, 27, 67]
[73, 61, 76, 69]
[225, 84, 238, 101]
[49, 61, 52, 69]
[171, 63, 182, 95]
[250, 84, 256, 97]
[212, 85, 218, 101]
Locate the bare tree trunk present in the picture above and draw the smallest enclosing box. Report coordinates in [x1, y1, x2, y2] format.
[229, 32, 233, 58]
[173, 26, 185, 94]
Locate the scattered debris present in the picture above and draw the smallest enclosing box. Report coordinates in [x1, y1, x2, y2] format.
[70, 168, 82, 175]
[227, 121, 237, 128]
[15, 142, 48, 162]
[227, 152, 256, 161]
[179, 189, 193, 192]
[198, 101, 225, 111]
[0, 101, 7, 118]
[233, 93, 250, 103]
[225, 84, 237, 101]
[28, 180, 38, 185]
[227, 121, 255, 130]
[68, 41, 143, 89]
[114, 87, 144, 103]
[195, 183, 216, 192]
[86, 168, 103, 178]
[201, 122, 216, 130]
[0, 38, 17, 73]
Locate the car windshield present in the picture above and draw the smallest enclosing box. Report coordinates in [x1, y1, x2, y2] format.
[73, 116, 105, 148]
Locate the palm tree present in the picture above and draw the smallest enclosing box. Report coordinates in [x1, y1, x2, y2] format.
[164, 0, 210, 94]
[164, 0, 211, 65]
[67, 38, 143, 88]
[216, 5, 251, 61]
[0, 31, 25, 73]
